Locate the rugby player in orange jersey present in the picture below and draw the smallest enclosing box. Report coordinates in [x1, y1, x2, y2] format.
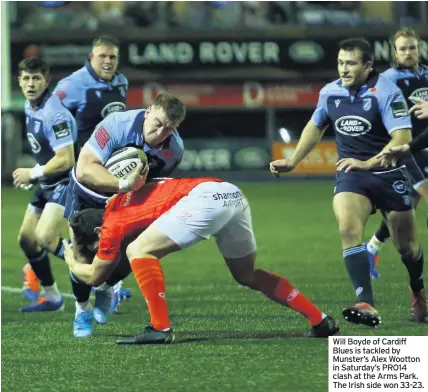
[64, 175, 340, 344]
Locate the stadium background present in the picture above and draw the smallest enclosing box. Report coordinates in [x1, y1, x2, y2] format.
[1, 2, 427, 392]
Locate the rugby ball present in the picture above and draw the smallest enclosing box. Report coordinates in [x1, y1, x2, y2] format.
[105, 147, 147, 179]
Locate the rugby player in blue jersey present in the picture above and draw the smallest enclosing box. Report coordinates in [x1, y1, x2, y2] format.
[65, 92, 186, 337]
[53, 35, 128, 155]
[55, 35, 132, 302]
[270, 38, 426, 325]
[366, 28, 428, 286]
[13, 57, 77, 312]
[22, 35, 131, 304]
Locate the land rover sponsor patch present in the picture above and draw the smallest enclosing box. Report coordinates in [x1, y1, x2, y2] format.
[391, 101, 409, 119]
[53, 122, 71, 139]
[335, 116, 371, 136]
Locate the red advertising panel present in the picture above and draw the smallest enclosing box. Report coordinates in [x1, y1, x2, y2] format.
[127, 83, 322, 108]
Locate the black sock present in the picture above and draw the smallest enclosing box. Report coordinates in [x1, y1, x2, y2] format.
[70, 271, 92, 303]
[343, 245, 374, 306]
[106, 269, 131, 287]
[27, 249, 55, 286]
[53, 238, 68, 260]
[375, 220, 390, 243]
[402, 249, 424, 294]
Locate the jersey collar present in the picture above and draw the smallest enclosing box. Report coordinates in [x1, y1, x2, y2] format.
[28, 89, 50, 110]
[337, 70, 379, 94]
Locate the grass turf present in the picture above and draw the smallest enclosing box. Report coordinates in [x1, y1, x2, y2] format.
[1, 182, 427, 392]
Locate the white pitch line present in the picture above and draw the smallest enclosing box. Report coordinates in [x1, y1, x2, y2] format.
[1, 286, 75, 298]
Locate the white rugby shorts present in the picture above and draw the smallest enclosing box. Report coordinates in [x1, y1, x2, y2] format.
[153, 181, 257, 258]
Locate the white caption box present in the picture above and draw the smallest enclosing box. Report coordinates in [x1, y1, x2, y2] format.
[329, 336, 428, 392]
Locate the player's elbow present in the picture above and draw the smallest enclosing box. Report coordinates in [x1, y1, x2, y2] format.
[76, 149, 101, 185]
[76, 164, 87, 183]
[85, 269, 102, 286]
[89, 266, 113, 287]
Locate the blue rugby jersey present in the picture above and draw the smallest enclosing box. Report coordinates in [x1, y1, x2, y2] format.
[311, 71, 412, 162]
[24, 91, 77, 188]
[53, 61, 128, 152]
[73, 109, 184, 201]
[382, 65, 428, 137]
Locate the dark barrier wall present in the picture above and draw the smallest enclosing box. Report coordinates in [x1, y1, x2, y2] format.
[10, 27, 428, 82]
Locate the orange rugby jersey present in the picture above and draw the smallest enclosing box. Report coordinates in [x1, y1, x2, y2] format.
[97, 177, 222, 260]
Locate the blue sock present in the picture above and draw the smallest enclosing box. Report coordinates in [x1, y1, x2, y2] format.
[343, 245, 374, 306]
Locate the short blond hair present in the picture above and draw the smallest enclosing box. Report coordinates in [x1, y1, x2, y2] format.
[92, 35, 120, 50]
[152, 93, 186, 123]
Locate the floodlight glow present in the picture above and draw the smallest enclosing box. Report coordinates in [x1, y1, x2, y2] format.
[279, 128, 291, 143]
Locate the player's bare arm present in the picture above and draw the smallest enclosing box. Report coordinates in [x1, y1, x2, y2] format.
[368, 128, 412, 167]
[64, 239, 118, 286]
[76, 145, 147, 193]
[377, 126, 428, 164]
[13, 144, 75, 188]
[76, 145, 121, 192]
[270, 120, 328, 176]
[376, 144, 411, 167]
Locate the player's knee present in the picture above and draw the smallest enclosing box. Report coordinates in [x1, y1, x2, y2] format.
[126, 241, 140, 261]
[395, 239, 419, 259]
[18, 231, 37, 253]
[338, 225, 362, 244]
[35, 231, 57, 253]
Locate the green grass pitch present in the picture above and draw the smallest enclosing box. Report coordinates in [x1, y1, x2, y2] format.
[1, 182, 427, 392]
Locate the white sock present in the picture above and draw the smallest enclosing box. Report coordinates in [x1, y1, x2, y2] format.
[43, 283, 62, 302]
[370, 235, 384, 247]
[367, 236, 383, 255]
[75, 301, 92, 313]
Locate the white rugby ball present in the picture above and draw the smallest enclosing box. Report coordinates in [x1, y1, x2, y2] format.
[105, 147, 147, 179]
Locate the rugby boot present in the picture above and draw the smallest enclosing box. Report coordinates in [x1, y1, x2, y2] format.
[93, 288, 113, 324]
[112, 280, 132, 302]
[111, 285, 121, 313]
[22, 263, 41, 301]
[116, 325, 175, 345]
[19, 297, 64, 312]
[343, 302, 381, 327]
[409, 287, 428, 323]
[306, 315, 340, 338]
[73, 309, 94, 338]
[120, 287, 132, 300]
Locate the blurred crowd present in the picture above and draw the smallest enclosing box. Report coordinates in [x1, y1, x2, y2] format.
[10, 1, 426, 32]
